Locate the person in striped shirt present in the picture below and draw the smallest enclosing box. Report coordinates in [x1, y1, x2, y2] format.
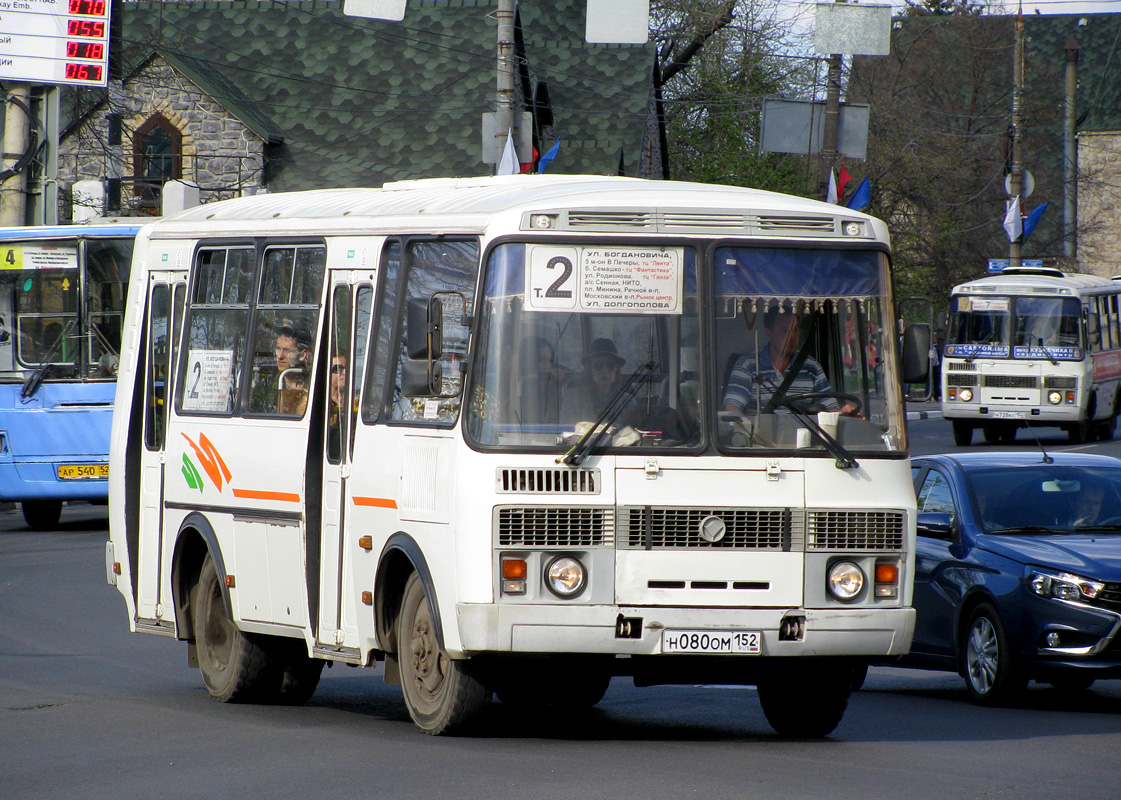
[722, 306, 857, 417]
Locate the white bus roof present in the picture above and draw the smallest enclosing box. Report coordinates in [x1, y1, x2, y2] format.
[953, 270, 1120, 295]
[0, 220, 147, 240]
[148, 175, 888, 242]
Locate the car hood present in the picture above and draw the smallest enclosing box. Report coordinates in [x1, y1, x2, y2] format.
[979, 533, 1121, 580]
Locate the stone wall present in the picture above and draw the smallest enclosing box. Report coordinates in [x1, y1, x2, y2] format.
[1076, 131, 1121, 277]
[58, 57, 267, 221]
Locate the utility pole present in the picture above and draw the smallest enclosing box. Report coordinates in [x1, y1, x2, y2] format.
[818, 53, 842, 201]
[1, 84, 32, 226]
[1064, 38, 1079, 260]
[1008, 11, 1025, 267]
[495, 0, 517, 171]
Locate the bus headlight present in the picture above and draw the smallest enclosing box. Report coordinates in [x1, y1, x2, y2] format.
[959, 388, 973, 402]
[545, 556, 586, 598]
[827, 561, 865, 601]
[1048, 391, 1063, 405]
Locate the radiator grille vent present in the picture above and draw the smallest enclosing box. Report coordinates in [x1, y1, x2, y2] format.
[1044, 376, 1077, 389]
[807, 510, 905, 550]
[947, 374, 979, 387]
[620, 507, 791, 550]
[497, 507, 613, 547]
[496, 468, 599, 494]
[984, 375, 1037, 389]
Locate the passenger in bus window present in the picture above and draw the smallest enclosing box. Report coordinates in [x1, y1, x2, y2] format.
[561, 338, 629, 423]
[327, 354, 347, 459]
[722, 304, 857, 417]
[251, 324, 311, 415]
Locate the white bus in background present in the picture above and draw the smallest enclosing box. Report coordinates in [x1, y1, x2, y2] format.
[942, 266, 1121, 445]
[107, 175, 922, 738]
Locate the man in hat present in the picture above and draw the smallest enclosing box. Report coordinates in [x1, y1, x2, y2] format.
[561, 338, 629, 423]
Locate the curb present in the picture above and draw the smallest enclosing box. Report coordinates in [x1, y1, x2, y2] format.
[906, 409, 943, 421]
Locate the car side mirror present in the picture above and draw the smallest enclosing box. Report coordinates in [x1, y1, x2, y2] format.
[917, 511, 953, 539]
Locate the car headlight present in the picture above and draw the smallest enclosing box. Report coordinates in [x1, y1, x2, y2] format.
[1028, 570, 1104, 602]
[827, 560, 865, 601]
[544, 556, 586, 598]
[959, 388, 973, 402]
[1047, 391, 1062, 405]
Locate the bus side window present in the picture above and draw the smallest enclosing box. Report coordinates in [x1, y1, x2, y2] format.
[1087, 299, 1100, 351]
[362, 242, 402, 424]
[1110, 295, 1120, 351]
[389, 239, 478, 425]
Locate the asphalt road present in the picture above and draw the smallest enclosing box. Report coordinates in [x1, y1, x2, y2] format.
[4, 484, 1121, 799]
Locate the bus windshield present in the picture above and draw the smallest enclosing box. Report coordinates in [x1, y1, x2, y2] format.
[467, 242, 904, 454]
[0, 236, 133, 381]
[947, 294, 1082, 359]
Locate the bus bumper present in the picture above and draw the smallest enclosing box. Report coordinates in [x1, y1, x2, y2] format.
[0, 461, 109, 502]
[941, 403, 1082, 424]
[454, 603, 915, 659]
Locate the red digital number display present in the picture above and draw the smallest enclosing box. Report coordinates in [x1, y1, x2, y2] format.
[67, 19, 106, 37]
[65, 63, 104, 82]
[66, 41, 105, 59]
[68, 0, 108, 15]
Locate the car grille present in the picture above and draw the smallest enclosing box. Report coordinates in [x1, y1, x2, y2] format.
[806, 509, 905, 550]
[1094, 583, 1121, 614]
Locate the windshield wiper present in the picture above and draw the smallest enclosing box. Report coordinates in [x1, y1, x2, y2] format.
[558, 361, 656, 466]
[21, 319, 76, 399]
[1070, 524, 1121, 532]
[993, 525, 1061, 535]
[1035, 337, 1059, 366]
[964, 329, 998, 364]
[761, 376, 859, 470]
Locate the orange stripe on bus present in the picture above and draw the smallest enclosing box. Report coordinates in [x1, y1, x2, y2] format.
[231, 488, 301, 503]
[353, 496, 398, 509]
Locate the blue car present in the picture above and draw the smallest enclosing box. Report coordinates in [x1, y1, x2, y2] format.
[908, 451, 1121, 704]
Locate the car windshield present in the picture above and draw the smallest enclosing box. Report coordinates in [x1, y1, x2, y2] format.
[965, 464, 1121, 533]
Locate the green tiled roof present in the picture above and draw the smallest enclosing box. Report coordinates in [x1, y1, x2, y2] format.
[117, 0, 656, 189]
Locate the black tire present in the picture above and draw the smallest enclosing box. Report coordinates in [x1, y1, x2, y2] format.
[998, 425, 1017, 444]
[22, 500, 63, 530]
[850, 662, 869, 691]
[982, 425, 999, 443]
[1046, 674, 1095, 693]
[961, 603, 1026, 706]
[952, 421, 973, 446]
[193, 554, 278, 703]
[1068, 419, 1095, 444]
[397, 572, 490, 734]
[757, 662, 851, 738]
[266, 636, 324, 706]
[1096, 415, 1116, 442]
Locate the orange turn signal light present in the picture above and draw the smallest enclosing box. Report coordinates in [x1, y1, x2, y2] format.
[875, 563, 899, 584]
[502, 559, 528, 580]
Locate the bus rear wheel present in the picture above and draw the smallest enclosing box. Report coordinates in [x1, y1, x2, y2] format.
[756, 661, 851, 738]
[397, 572, 490, 734]
[22, 500, 62, 530]
[193, 554, 277, 703]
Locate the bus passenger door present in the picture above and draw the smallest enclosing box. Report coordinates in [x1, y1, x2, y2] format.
[137, 276, 185, 622]
[316, 279, 371, 650]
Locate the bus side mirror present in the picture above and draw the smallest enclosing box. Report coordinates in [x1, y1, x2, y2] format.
[402, 358, 443, 396]
[407, 297, 443, 360]
[901, 322, 931, 384]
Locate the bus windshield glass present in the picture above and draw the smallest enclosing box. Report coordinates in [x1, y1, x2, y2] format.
[467, 243, 904, 455]
[947, 294, 1082, 359]
[0, 236, 133, 381]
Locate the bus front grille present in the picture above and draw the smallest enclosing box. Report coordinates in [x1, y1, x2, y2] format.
[496, 467, 600, 494]
[948, 374, 978, 386]
[807, 510, 905, 550]
[496, 507, 613, 547]
[1044, 376, 1077, 389]
[618, 507, 797, 550]
[984, 375, 1038, 389]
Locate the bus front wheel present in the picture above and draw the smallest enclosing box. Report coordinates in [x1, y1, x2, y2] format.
[952, 421, 973, 446]
[22, 500, 62, 530]
[397, 572, 490, 734]
[756, 661, 851, 738]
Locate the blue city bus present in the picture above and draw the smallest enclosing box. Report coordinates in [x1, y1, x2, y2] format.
[0, 222, 143, 529]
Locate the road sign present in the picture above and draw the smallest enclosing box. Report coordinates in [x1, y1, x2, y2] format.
[988, 258, 1043, 272]
[0, 0, 111, 87]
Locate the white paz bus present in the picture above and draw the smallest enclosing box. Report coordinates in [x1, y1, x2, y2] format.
[107, 175, 921, 738]
[942, 266, 1121, 445]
